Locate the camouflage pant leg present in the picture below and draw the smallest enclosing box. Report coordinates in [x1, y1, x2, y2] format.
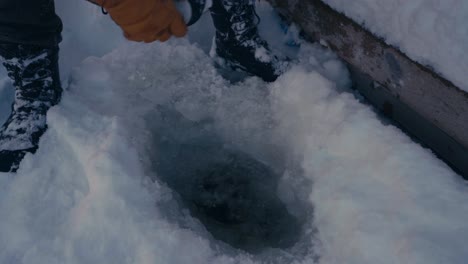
[0, 0, 62, 47]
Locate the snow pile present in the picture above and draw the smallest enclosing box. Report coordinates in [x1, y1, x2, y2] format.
[0, 40, 318, 264]
[0, 1, 467, 264]
[272, 45, 468, 264]
[322, 0, 468, 92]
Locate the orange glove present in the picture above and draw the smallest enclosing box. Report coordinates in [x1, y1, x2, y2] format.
[95, 0, 187, 42]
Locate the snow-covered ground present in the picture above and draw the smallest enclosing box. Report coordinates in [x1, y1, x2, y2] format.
[0, 1, 467, 264]
[322, 0, 468, 92]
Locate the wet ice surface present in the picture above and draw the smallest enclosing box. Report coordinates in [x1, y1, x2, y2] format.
[0, 1, 467, 264]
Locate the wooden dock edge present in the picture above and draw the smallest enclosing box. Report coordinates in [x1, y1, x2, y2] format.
[267, 0, 468, 178]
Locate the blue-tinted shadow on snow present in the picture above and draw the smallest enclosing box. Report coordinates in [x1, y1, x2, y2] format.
[147, 105, 304, 253]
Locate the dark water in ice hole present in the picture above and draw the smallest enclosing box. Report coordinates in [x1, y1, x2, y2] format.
[149, 106, 304, 253]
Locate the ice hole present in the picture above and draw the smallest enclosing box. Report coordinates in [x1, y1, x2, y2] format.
[148, 106, 304, 253]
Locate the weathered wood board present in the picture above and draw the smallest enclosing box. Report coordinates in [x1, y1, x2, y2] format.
[267, 0, 468, 178]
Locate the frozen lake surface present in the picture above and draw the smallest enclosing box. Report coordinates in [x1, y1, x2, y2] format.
[0, 2, 466, 264]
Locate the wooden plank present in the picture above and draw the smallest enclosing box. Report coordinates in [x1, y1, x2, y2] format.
[349, 64, 468, 177]
[267, 0, 468, 178]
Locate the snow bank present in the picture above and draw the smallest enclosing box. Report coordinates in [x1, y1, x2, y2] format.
[272, 46, 468, 264]
[1, 39, 467, 264]
[0, 2, 467, 264]
[321, 0, 468, 92]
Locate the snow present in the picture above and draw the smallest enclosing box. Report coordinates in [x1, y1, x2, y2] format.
[0, 1, 467, 264]
[321, 0, 468, 93]
[254, 46, 272, 63]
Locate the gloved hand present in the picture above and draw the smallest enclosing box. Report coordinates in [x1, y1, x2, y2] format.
[95, 0, 187, 42]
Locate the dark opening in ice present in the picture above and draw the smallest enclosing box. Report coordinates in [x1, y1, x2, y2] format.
[149, 106, 302, 253]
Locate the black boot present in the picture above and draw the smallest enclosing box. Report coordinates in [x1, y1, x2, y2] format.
[209, 0, 286, 82]
[0, 44, 62, 172]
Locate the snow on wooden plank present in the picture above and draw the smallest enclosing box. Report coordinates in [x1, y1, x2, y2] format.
[267, 0, 468, 178]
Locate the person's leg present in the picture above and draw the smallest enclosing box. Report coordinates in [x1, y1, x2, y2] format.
[176, 0, 285, 82]
[0, 0, 63, 46]
[0, 0, 62, 172]
[209, 0, 286, 82]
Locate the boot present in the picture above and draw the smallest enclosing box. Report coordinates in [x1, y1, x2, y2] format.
[209, 0, 286, 82]
[0, 44, 62, 172]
